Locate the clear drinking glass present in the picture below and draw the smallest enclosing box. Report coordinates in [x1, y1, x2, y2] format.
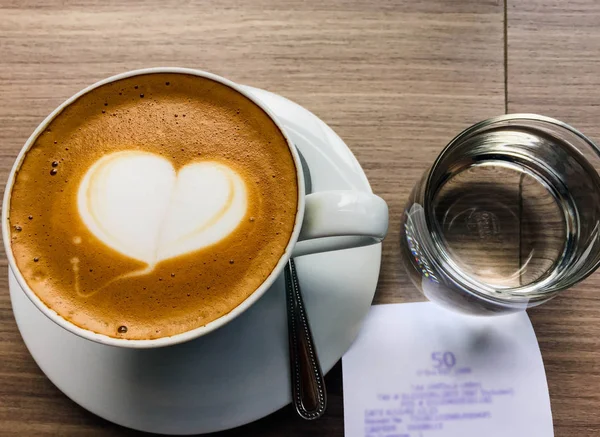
[400, 114, 600, 315]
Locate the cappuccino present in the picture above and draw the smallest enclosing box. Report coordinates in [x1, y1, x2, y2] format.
[8, 73, 298, 339]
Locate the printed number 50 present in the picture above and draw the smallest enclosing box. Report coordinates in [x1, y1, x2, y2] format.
[431, 351, 456, 369]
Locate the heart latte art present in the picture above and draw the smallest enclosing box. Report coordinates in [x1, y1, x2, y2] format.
[77, 151, 247, 270]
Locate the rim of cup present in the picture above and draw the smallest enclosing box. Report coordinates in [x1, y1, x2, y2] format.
[2, 67, 306, 348]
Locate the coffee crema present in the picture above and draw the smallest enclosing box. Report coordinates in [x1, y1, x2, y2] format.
[8, 73, 298, 340]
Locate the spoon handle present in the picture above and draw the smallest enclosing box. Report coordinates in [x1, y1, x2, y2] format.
[285, 258, 327, 420]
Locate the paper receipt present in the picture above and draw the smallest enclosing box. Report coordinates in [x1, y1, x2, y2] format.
[342, 302, 553, 437]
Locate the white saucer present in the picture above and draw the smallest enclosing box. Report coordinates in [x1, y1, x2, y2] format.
[9, 86, 382, 435]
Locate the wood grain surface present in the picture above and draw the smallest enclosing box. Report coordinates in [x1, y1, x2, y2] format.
[0, 0, 595, 436]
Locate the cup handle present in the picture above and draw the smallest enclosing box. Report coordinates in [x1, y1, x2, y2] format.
[291, 191, 389, 257]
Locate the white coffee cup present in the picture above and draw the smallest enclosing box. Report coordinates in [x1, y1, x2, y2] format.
[2, 67, 389, 348]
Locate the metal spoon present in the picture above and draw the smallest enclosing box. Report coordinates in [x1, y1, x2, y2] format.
[285, 149, 327, 420]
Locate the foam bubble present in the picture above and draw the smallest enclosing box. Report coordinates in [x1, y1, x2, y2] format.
[77, 151, 247, 269]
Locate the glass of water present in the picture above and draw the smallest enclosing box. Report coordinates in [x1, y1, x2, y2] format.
[400, 114, 600, 315]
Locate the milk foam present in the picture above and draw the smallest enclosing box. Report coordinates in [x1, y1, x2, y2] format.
[77, 151, 247, 268]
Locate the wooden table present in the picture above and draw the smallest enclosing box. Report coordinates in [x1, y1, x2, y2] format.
[1, 1, 599, 435]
